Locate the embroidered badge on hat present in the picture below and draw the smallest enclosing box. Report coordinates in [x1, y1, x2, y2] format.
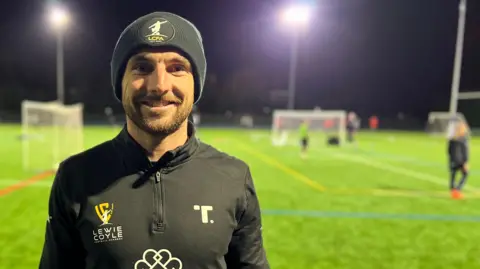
[140, 17, 176, 44]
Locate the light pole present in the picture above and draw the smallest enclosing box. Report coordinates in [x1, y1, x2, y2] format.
[49, 6, 70, 104]
[280, 5, 312, 110]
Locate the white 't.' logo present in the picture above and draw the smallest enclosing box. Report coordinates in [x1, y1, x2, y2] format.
[134, 249, 182, 269]
[146, 20, 168, 38]
[193, 205, 214, 224]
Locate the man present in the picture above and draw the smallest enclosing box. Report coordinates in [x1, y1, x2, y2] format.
[104, 106, 117, 127]
[39, 11, 269, 269]
[346, 111, 359, 143]
[191, 105, 201, 128]
[368, 115, 378, 131]
[299, 120, 309, 159]
[447, 116, 470, 199]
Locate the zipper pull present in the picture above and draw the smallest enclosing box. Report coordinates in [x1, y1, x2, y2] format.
[155, 171, 161, 183]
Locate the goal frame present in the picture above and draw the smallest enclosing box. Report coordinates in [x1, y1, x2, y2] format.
[21, 100, 84, 171]
[271, 109, 348, 145]
[426, 111, 469, 136]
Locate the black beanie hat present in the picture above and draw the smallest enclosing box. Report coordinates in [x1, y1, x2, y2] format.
[110, 12, 206, 103]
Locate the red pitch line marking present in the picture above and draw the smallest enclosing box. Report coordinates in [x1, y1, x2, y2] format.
[0, 170, 55, 197]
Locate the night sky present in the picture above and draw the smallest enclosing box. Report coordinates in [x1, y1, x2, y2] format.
[1, 0, 479, 121]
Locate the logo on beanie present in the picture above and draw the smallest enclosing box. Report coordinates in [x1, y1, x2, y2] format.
[142, 18, 175, 44]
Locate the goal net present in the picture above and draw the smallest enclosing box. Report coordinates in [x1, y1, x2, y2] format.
[271, 110, 347, 146]
[426, 111, 468, 136]
[21, 100, 84, 172]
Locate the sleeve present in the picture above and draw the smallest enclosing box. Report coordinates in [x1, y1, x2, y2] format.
[225, 167, 270, 269]
[446, 122, 456, 139]
[448, 140, 455, 156]
[39, 163, 86, 269]
[459, 142, 469, 163]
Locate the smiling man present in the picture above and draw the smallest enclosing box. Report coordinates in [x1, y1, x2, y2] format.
[122, 49, 195, 156]
[39, 11, 270, 269]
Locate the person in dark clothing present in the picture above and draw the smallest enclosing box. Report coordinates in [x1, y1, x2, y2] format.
[39, 11, 270, 269]
[346, 111, 359, 143]
[446, 117, 470, 199]
[298, 120, 309, 159]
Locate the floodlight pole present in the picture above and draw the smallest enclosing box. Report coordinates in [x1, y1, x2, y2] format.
[287, 31, 299, 110]
[449, 0, 467, 115]
[56, 29, 65, 104]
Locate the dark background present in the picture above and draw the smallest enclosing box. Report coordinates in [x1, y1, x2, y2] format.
[0, 0, 479, 129]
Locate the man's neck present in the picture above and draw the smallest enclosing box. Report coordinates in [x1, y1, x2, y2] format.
[126, 119, 189, 162]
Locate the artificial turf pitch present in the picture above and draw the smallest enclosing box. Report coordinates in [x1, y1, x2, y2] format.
[0, 124, 479, 269]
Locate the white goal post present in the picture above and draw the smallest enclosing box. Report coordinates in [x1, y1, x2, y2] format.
[444, 0, 478, 135]
[21, 100, 84, 172]
[426, 111, 468, 136]
[271, 109, 347, 146]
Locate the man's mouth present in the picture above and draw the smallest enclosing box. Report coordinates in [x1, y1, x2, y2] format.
[141, 100, 179, 108]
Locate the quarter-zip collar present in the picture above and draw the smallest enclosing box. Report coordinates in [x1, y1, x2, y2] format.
[113, 121, 199, 173]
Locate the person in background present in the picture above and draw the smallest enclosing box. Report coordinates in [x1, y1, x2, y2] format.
[369, 115, 378, 131]
[346, 111, 359, 143]
[299, 120, 309, 159]
[447, 116, 470, 199]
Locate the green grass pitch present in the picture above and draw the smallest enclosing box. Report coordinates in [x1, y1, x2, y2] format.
[1, 123, 480, 269]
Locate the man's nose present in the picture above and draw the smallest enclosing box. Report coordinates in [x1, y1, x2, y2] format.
[148, 63, 172, 92]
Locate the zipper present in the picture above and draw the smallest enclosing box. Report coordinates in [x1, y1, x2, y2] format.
[152, 170, 166, 233]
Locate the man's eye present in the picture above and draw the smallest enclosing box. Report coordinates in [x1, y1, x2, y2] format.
[132, 63, 153, 73]
[169, 64, 188, 73]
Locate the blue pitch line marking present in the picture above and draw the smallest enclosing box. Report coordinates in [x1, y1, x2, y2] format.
[262, 209, 480, 222]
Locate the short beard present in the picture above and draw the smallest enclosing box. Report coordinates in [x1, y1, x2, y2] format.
[124, 102, 192, 137]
